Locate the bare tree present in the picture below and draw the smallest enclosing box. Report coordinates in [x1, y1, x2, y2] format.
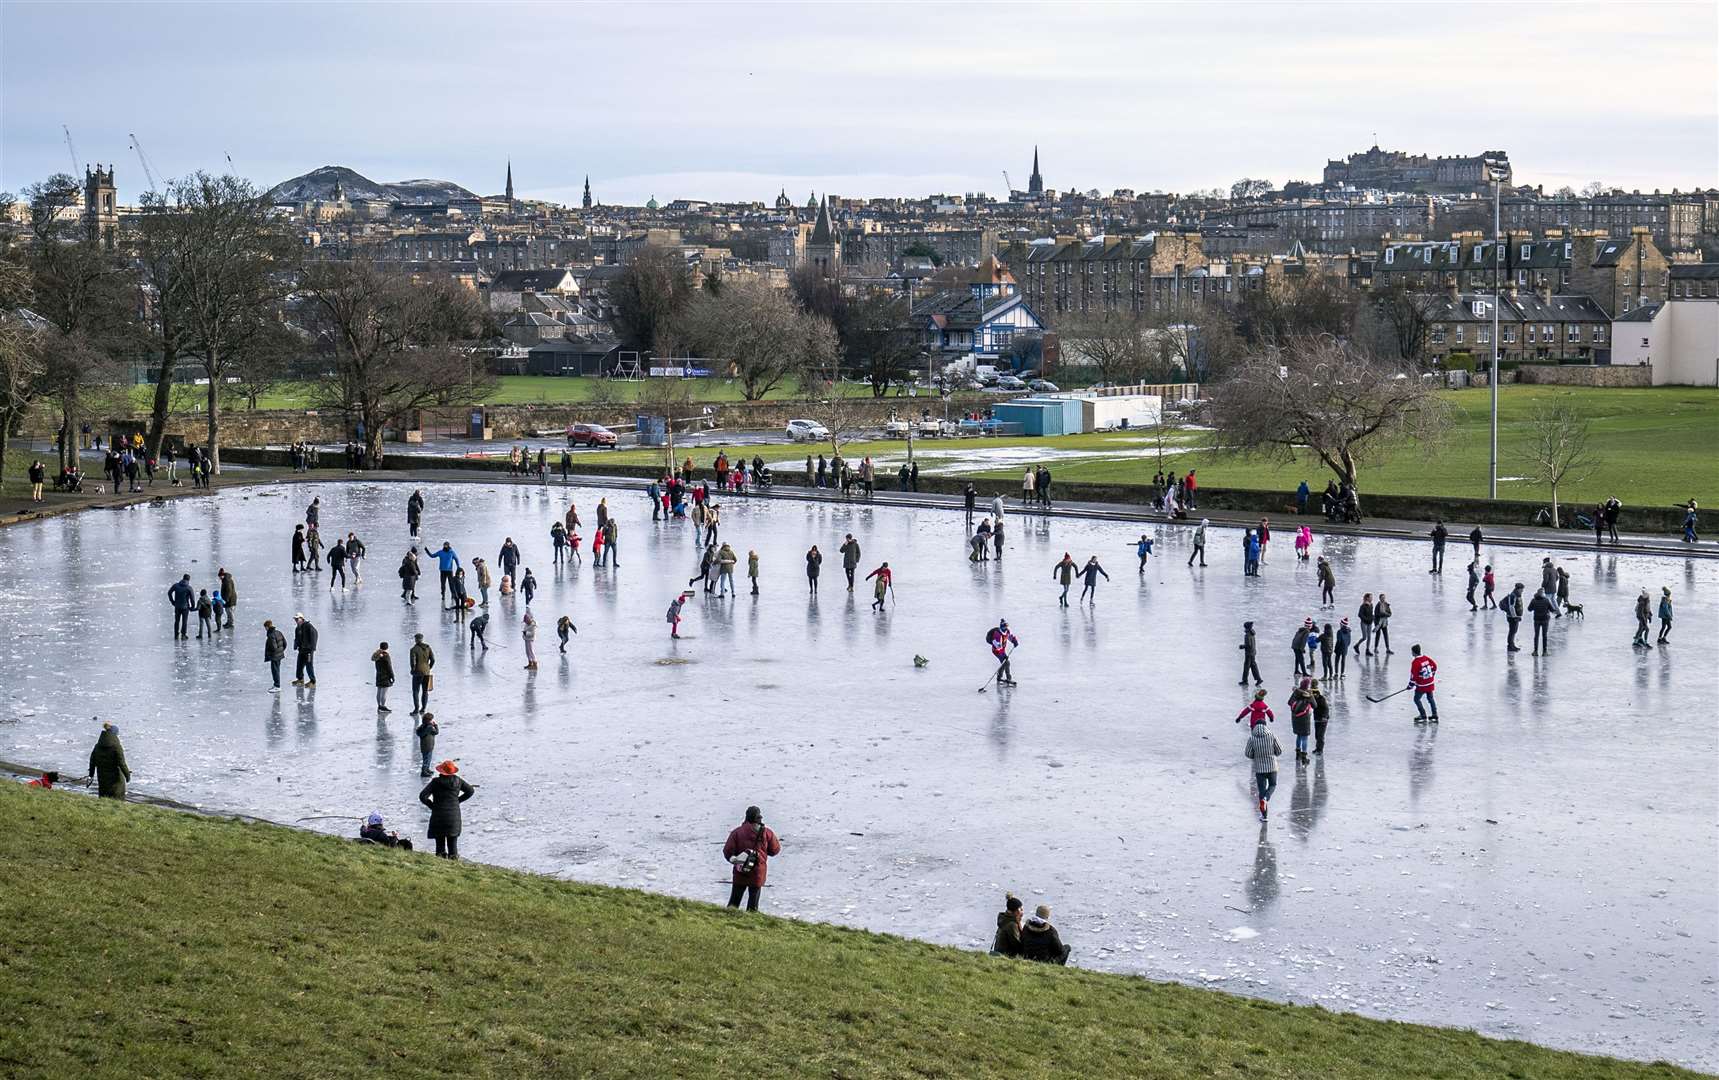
[1357, 284, 1438, 363]
[300, 262, 492, 467]
[1204, 336, 1451, 514]
[679, 279, 837, 400]
[1235, 273, 1355, 347]
[0, 258, 46, 487]
[145, 173, 297, 472]
[1578, 181, 1607, 199]
[802, 377, 872, 456]
[841, 290, 919, 397]
[1230, 178, 1273, 201]
[1057, 312, 1153, 385]
[1519, 399, 1597, 525]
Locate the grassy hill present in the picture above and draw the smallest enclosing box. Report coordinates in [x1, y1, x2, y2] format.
[0, 786, 1699, 1079]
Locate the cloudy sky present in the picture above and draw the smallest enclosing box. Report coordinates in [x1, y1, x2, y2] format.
[4, 1, 1714, 205]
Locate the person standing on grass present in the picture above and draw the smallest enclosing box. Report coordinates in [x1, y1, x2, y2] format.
[409, 634, 434, 714]
[88, 722, 130, 799]
[1657, 587, 1674, 645]
[1189, 518, 1208, 567]
[1245, 720, 1281, 821]
[1408, 645, 1439, 723]
[723, 805, 782, 912]
[1632, 589, 1652, 647]
[372, 642, 395, 713]
[263, 619, 287, 692]
[419, 760, 475, 860]
[1430, 520, 1448, 574]
[1238, 621, 1263, 686]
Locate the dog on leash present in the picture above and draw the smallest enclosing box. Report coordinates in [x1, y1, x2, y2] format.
[1564, 602, 1584, 618]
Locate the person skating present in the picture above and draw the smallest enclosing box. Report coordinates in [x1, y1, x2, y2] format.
[805, 545, 822, 595]
[1657, 587, 1674, 645]
[1135, 534, 1153, 572]
[1236, 688, 1274, 728]
[1238, 621, 1263, 686]
[167, 574, 195, 640]
[747, 549, 760, 596]
[305, 527, 323, 572]
[690, 543, 716, 594]
[1632, 589, 1653, 647]
[399, 550, 420, 604]
[327, 537, 349, 590]
[1502, 583, 1526, 652]
[1309, 678, 1331, 754]
[409, 634, 434, 713]
[557, 614, 577, 653]
[219, 568, 238, 628]
[1292, 618, 1312, 676]
[1408, 644, 1438, 723]
[1331, 619, 1351, 680]
[723, 805, 782, 912]
[1465, 560, 1480, 611]
[987, 619, 1018, 687]
[306, 496, 320, 529]
[1294, 524, 1312, 562]
[1356, 594, 1375, 656]
[1019, 904, 1071, 964]
[1371, 593, 1393, 655]
[520, 567, 537, 607]
[667, 590, 694, 639]
[407, 489, 424, 539]
[1288, 678, 1315, 764]
[1429, 520, 1448, 574]
[866, 562, 894, 612]
[1482, 564, 1497, 609]
[434, 542, 461, 602]
[1317, 556, 1336, 606]
[1528, 586, 1557, 656]
[88, 722, 130, 799]
[521, 609, 539, 670]
[715, 543, 738, 598]
[1245, 720, 1282, 820]
[262, 619, 287, 692]
[1052, 553, 1076, 607]
[992, 894, 1024, 957]
[372, 642, 395, 713]
[1242, 529, 1259, 577]
[291, 614, 318, 687]
[1189, 518, 1208, 566]
[411, 711, 438, 778]
[469, 612, 490, 652]
[1078, 556, 1109, 603]
[840, 534, 861, 591]
[419, 760, 475, 860]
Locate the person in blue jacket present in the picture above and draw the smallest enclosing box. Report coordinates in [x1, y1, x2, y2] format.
[433, 542, 461, 602]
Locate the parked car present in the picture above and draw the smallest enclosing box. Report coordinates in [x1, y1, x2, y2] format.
[1027, 379, 1060, 392]
[786, 418, 831, 443]
[996, 375, 1029, 391]
[567, 422, 617, 448]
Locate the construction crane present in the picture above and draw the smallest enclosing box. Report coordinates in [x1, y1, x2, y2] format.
[128, 132, 160, 196]
[1002, 170, 1012, 192]
[62, 124, 80, 174]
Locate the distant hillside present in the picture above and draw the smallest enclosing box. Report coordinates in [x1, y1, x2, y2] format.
[268, 165, 477, 205]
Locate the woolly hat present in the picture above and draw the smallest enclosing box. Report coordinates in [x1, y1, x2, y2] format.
[366, 812, 383, 826]
[435, 760, 459, 775]
[1340, 617, 1350, 627]
[1253, 689, 1267, 700]
[1303, 617, 1315, 627]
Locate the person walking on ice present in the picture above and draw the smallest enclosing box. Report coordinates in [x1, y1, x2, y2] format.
[1052, 553, 1076, 607]
[1078, 556, 1110, 603]
[987, 619, 1018, 687]
[1238, 621, 1263, 687]
[1408, 644, 1438, 723]
[1188, 518, 1208, 567]
[1135, 534, 1153, 573]
[667, 591, 694, 639]
[866, 562, 894, 612]
[1235, 688, 1274, 728]
[1245, 721, 1282, 821]
[1657, 587, 1674, 645]
[557, 615, 577, 653]
[1632, 589, 1652, 647]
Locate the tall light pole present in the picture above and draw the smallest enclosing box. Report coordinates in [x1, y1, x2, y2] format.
[1487, 158, 1508, 499]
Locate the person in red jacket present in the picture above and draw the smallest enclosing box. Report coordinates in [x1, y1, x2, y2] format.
[1235, 688, 1274, 728]
[723, 805, 781, 912]
[1408, 644, 1439, 724]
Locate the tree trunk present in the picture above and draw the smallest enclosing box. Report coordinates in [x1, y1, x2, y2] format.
[0, 412, 9, 492]
[1550, 484, 1559, 528]
[364, 406, 385, 469]
[145, 353, 176, 462]
[58, 403, 76, 473]
[205, 370, 221, 475]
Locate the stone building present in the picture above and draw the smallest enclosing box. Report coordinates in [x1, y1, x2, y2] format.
[84, 165, 117, 249]
[1420, 287, 1611, 364]
[1017, 232, 1217, 320]
[1501, 192, 1704, 253]
[805, 196, 841, 275]
[1322, 144, 1510, 195]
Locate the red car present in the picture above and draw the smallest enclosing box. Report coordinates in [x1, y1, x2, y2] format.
[567, 422, 617, 449]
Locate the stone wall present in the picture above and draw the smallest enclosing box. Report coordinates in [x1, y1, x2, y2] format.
[1513, 364, 1653, 387]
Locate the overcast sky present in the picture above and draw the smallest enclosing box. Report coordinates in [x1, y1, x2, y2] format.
[4, 1, 1715, 206]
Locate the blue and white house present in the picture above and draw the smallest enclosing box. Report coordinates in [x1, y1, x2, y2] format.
[910, 256, 1046, 371]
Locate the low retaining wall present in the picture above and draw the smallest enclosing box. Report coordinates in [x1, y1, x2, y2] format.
[217, 448, 1692, 535]
[1514, 365, 1653, 387]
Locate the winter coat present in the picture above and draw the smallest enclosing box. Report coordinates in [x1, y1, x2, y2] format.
[414, 716, 438, 754]
[409, 642, 435, 676]
[419, 773, 474, 838]
[1635, 595, 1651, 624]
[1239, 628, 1257, 659]
[293, 621, 318, 653]
[806, 551, 821, 578]
[372, 651, 395, 688]
[1333, 626, 1351, 653]
[328, 543, 347, 567]
[1244, 726, 1281, 774]
[291, 532, 306, 561]
[220, 573, 238, 607]
[264, 627, 287, 662]
[399, 558, 419, 584]
[717, 545, 737, 573]
[723, 821, 781, 886]
[840, 539, 861, 569]
[1311, 690, 1330, 723]
[1528, 592, 1556, 623]
[747, 552, 759, 579]
[1079, 562, 1108, 586]
[89, 729, 130, 798]
[1054, 560, 1075, 585]
[476, 562, 492, 589]
[1659, 597, 1673, 624]
[1502, 589, 1525, 619]
[992, 912, 1023, 957]
[1289, 691, 1314, 736]
[1018, 919, 1068, 965]
[1357, 600, 1374, 625]
[1292, 627, 1309, 653]
[1373, 600, 1391, 625]
[168, 580, 195, 612]
[1318, 563, 1336, 589]
[1541, 564, 1557, 593]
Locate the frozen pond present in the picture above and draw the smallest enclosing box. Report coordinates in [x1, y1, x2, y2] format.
[2, 480, 1714, 1069]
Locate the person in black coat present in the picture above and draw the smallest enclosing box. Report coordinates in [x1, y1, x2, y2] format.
[1019, 904, 1070, 964]
[371, 642, 395, 713]
[167, 574, 195, 640]
[991, 894, 1024, 957]
[419, 760, 475, 859]
[88, 722, 130, 799]
[292, 614, 318, 687]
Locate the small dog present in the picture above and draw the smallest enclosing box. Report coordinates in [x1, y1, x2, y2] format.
[1564, 602, 1584, 618]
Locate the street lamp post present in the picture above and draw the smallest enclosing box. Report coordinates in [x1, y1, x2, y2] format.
[1487, 160, 1508, 500]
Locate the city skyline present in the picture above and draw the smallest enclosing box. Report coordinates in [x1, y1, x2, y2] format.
[3, 1, 1715, 206]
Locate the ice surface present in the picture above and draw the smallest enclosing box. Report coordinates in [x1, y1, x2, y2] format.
[1, 480, 1713, 1069]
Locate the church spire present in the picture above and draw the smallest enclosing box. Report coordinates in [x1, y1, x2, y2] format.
[505, 160, 514, 202]
[582, 174, 592, 209]
[1028, 146, 1043, 196]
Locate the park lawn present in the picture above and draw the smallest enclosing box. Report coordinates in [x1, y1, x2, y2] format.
[0, 787, 1699, 1080]
[964, 387, 1719, 507]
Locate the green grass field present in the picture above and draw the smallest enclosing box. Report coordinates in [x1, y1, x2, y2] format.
[0, 786, 1698, 1080]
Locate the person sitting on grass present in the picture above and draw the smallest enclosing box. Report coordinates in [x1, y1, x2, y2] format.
[359, 812, 412, 850]
[1019, 904, 1071, 964]
[991, 894, 1024, 957]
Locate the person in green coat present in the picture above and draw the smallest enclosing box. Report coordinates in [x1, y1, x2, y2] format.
[747, 549, 760, 596]
[88, 722, 130, 799]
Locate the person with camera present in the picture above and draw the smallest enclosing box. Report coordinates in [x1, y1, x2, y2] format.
[722, 805, 781, 912]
